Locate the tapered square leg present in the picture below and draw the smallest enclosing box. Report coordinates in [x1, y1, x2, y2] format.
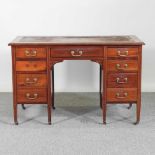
[99, 65, 102, 109]
[14, 104, 18, 125]
[102, 48, 108, 125]
[135, 47, 142, 125]
[48, 103, 52, 125]
[102, 103, 106, 124]
[135, 101, 141, 125]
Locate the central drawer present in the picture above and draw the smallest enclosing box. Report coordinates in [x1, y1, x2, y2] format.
[17, 74, 47, 88]
[50, 46, 104, 57]
[17, 88, 47, 103]
[16, 61, 47, 72]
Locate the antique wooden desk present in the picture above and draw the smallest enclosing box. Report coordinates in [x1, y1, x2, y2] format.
[9, 36, 144, 125]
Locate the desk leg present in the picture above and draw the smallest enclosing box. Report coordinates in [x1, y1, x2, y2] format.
[12, 48, 18, 125]
[136, 64, 142, 124]
[99, 65, 102, 109]
[52, 66, 55, 110]
[136, 100, 141, 125]
[14, 103, 18, 125]
[102, 53, 107, 124]
[47, 97, 52, 125]
[135, 47, 142, 125]
[103, 68, 107, 125]
[47, 68, 52, 125]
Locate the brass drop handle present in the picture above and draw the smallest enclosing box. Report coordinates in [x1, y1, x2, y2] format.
[25, 78, 38, 84]
[116, 77, 128, 84]
[25, 50, 37, 57]
[116, 64, 128, 70]
[71, 50, 83, 56]
[26, 93, 38, 100]
[117, 51, 128, 57]
[116, 92, 128, 99]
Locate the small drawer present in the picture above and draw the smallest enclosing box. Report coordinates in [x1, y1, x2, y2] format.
[107, 60, 138, 72]
[107, 73, 138, 88]
[107, 88, 137, 102]
[16, 47, 46, 59]
[50, 46, 104, 57]
[16, 61, 46, 72]
[107, 47, 138, 58]
[17, 88, 47, 103]
[17, 74, 47, 88]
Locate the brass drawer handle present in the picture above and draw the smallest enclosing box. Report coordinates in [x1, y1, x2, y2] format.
[117, 51, 128, 57]
[26, 93, 38, 100]
[25, 50, 37, 57]
[116, 64, 128, 70]
[116, 77, 128, 84]
[25, 78, 38, 84]
[116, 92, 128, 99]
[71, 50, 83, 56]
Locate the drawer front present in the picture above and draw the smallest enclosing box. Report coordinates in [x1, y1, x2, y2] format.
[17, 89, 47, 103]
[107, 60, 138, 72]
[50, 46, 104, 57]
[107, 88, 137, 102]
[16, 61, 47, 72]
[17, 74, 47, 88]
[107, 47, 138, 58]
[16, 48, 46, 59]
[107, 73, 138, 88]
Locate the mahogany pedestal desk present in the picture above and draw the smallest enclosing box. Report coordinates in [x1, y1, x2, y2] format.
[9, 36, 145, 125]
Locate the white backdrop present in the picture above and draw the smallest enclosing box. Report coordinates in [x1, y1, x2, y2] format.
[0, 0, 154, 92]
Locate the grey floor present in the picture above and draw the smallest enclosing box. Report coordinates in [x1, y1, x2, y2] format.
[0, 92, 155, 155]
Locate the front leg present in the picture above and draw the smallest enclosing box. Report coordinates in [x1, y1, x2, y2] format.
[14, 103, 18, 125]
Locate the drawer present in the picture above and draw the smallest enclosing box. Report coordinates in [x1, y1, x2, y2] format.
[17, 88, 47, 103]
[50, 46, 104, 57]
[17, 74, 47, 88]
[107, 60, 138, 72]
[16, 61, 46, 72]
[107, 88, 137, 102]
[107, 73, 138, 88]
[16, 47, 46, 59]
[107, 47, 138, 58]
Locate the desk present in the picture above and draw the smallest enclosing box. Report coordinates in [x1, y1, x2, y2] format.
[9, 36, 145, 125]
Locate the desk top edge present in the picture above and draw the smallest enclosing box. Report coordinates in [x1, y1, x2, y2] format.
[9, 35, 145, 46]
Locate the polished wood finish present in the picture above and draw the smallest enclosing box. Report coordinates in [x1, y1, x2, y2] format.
[16, 47, 46, 58]
[9, 36, 144, 125]
[17, 74, 47, 88]
[50, 46, 104, 57]
[107, 73, 138, 88]
[107, 88, 137, 102]
[107, 47, 138, 58]
[16, 61, 47, 72]
[17, 88, 47, 103]
[107, 60, 138, 72]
